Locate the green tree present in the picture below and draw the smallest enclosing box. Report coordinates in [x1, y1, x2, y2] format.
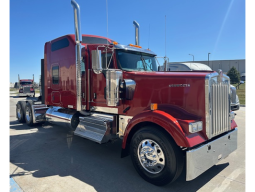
[227, 66, 240, 84]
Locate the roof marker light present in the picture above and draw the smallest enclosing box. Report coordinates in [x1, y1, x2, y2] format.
[129, 44, 142, 48]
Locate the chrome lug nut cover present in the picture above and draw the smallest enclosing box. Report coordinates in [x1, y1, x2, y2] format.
[137, 139, 165, 174]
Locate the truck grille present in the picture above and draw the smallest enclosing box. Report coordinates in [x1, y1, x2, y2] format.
[205, 72, 231, 139]
[23, 87, 31, 93]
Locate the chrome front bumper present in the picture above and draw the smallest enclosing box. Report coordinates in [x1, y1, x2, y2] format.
[18, 93, 34, 96]
[186, 128, 237, 181]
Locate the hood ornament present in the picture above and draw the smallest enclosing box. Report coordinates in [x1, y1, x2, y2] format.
[218, 69, 223, 82]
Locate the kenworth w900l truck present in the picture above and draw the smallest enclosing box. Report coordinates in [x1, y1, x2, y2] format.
[16, 0, 238, 186]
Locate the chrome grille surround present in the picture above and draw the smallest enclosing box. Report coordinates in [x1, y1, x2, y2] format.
[205, 72, 231, 139]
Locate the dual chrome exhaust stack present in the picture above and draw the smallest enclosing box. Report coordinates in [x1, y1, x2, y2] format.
[133, 20, 140, 46]
[71, 0, 82, 111]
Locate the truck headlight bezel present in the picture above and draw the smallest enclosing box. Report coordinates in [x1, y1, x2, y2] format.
[189, 121, 203, 133]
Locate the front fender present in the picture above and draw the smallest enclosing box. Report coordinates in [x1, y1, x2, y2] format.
[122, 110, 206, 150]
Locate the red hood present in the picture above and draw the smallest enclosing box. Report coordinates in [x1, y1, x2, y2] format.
[124, 71, 212, 78]
[122, 70, 212, 119]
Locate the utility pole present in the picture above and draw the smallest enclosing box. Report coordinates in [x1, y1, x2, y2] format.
[189, 54, 194, 62]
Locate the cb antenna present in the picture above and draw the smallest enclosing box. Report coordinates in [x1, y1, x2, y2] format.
[163, 15, 167, 71]
[106, 0, 108, 45]
[165, 15, 166, 58]
[148, 24, 150, 49]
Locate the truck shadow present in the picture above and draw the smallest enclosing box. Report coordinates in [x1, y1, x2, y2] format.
[10, 121, 229, 192]
[10, 96, 21, 98]
[9, 96, 37, 99]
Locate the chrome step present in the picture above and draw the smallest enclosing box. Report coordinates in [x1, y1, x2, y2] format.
[74, 113, 117, 144]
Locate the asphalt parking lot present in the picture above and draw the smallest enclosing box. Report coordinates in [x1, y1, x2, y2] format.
[9, 96, 245, 192]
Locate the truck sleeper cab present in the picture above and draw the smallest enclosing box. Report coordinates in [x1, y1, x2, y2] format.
[15, 0, 238, 186]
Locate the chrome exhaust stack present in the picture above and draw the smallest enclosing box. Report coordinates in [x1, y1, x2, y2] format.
[133, 20, 140, 46]
[18, 74, 20, 89]
[71, 0, 82, 111]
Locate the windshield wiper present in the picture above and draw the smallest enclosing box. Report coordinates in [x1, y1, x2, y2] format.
[141, 57, 153, 71]
[140, 57, 148, 71]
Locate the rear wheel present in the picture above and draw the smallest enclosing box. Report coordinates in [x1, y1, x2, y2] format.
[16, 102, 25, 123]
[25, 102, 34, 126]
[130, 126, 184, 186]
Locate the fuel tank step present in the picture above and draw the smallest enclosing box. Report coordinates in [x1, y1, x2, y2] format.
[74, 113, 117, 144]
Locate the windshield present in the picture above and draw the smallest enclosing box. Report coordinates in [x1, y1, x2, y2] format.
[117, 50, 157, 71]
[20, 82, 32, 85]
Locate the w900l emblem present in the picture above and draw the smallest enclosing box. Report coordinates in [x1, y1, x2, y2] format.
[169, 84, 190, 87]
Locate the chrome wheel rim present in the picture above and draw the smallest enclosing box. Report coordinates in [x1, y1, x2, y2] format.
[137, 139, 165, 174]
[17, 105, 21, 119]
[26, 107, 31, 122]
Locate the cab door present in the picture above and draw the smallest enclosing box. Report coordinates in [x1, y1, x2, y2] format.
[88, 46, 115, 108]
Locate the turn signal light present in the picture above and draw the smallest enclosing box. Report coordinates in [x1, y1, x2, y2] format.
[150, 103, 158, 111]
[112, 41, 118, 45]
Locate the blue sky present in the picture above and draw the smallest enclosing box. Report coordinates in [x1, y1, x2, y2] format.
[10, 0, 245, 83]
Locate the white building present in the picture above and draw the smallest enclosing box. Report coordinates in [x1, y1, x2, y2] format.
[169, 59, 245, 75]
[10, 83, 14, 88]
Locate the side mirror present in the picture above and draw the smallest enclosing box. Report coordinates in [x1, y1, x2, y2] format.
[92, 50, 102, 74]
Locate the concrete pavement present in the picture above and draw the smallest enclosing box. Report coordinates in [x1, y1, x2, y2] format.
[9, 96, 245, 192]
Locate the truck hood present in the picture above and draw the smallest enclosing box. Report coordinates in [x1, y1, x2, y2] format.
[123, 71, 212, 120]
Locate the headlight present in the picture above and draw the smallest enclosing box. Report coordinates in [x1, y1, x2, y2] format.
[197, 121, 203, 131]
[189, 121, 203, 133]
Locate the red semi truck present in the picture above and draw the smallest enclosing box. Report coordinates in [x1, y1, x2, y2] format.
[16, 0, 238, 186]
[18, 74, 35, 97]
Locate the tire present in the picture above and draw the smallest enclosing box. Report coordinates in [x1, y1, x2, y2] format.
[130, 126, 184, 186]
[25, 102, 34, 126]
[16, 102, 25, 123]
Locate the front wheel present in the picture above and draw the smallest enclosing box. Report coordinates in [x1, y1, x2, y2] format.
[130, 126, 184, 186]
